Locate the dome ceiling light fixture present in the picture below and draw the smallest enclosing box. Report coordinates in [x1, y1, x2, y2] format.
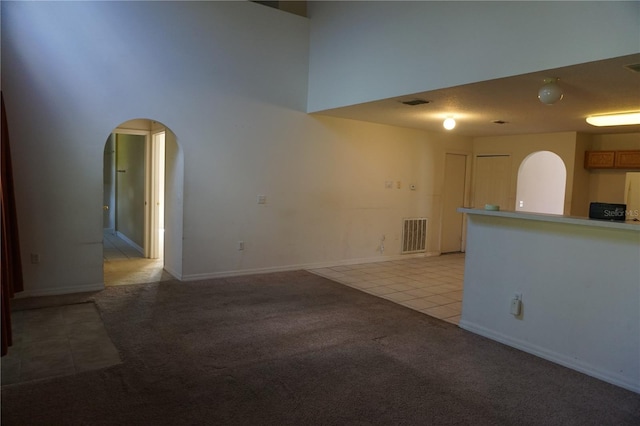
[537, 78, 564, 105]
[443, 117, 456, 130]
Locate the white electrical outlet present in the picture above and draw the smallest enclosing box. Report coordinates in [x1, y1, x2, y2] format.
[257, 195, 266, 204]
[30, 253, 40, 264]
[510, 293, 522, 316]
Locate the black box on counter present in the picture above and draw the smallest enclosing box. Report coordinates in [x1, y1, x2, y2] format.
[589, 202, 626, 221]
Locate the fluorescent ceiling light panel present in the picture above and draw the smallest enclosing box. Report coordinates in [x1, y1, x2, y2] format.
[586, 112, 640, 127]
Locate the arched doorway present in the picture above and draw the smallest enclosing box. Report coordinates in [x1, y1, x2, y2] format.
[102, 119, 183, 285]
[516, 151, 566, 215]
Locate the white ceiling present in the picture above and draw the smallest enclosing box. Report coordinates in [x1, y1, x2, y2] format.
[312, 53, 640, 138]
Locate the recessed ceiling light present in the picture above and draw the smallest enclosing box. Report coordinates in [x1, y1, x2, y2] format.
[586, 112, 640, 127]
[443, 117, 456, 130]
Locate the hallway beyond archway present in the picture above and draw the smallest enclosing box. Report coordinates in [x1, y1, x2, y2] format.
[102, 118, 184, 285]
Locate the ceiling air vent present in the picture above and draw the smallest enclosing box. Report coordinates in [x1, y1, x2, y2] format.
[400, 99, 430, 106]
[624, 63, 640, 73]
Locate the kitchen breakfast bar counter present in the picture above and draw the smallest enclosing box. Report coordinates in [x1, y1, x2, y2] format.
[457, 208, 640, 393]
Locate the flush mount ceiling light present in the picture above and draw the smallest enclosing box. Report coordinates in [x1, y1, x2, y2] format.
[443, 117, 456, 130]
[538, 78, 563, 105]
[586, 112, 640, 127]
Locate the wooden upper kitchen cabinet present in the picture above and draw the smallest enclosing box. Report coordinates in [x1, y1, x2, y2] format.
[614, 151, 640, 169]
[585, 150, 640, 169]
[584, 151, 615, 169]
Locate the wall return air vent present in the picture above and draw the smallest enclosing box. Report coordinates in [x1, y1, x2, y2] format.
[401, 218, 427, 254]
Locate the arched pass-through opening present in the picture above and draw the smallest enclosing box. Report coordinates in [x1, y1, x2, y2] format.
[102, 118, 184, 286]
[516, 151, 566, 215]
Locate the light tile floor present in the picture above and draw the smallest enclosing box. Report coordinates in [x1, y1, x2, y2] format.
[310, 253, 465, 325]
[103, 231, 173, 286]
[103, 230, 144, 261]
[1, 303, 121, 385]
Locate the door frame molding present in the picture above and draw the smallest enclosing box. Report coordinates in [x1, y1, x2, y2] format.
[148, 130, 166, 259]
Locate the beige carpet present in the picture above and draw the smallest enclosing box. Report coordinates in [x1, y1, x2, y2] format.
[2, 270, 639, 425]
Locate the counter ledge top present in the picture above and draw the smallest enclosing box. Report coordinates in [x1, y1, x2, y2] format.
[457, 208, 640, 232]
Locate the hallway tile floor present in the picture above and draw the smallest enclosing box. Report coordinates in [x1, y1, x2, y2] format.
[103, 231, 173, 287]
[103, 230, 144, 261]
[310, 253, 465, 325]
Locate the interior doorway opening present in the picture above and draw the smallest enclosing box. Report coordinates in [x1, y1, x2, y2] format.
[516, 151, 566, 215]
[441, 153, 470, 253]
[102, 118, 183, 286]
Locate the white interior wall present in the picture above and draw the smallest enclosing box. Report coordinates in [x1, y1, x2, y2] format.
[181, 110, 473, 279]
[163, 129, 184, 279]
[460, 212, 640, 393]
[4, 1, 636, 296]
[2, 1, 310, 294]
[2, 1, 472, 295]
[114, 134, 146, 249]
[473, 132, 578, 214]
[515, 151, 566, 215]
[307, 1, 640, 111]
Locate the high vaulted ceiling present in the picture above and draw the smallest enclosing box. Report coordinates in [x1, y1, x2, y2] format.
[314, 53, 640, 138]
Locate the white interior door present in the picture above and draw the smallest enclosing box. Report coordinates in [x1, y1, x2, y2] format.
[441, 153, 467, 253]
[473, 155, 511, 210]
[147, 131, 166, 259]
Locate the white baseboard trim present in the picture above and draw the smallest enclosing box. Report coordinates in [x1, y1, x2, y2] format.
[116, 231, 144, 254]
[181, 252, 441, 282]
[163, 265, 183, 281]
[14, 282, 105, 299]
[458, 319, 640, 394]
